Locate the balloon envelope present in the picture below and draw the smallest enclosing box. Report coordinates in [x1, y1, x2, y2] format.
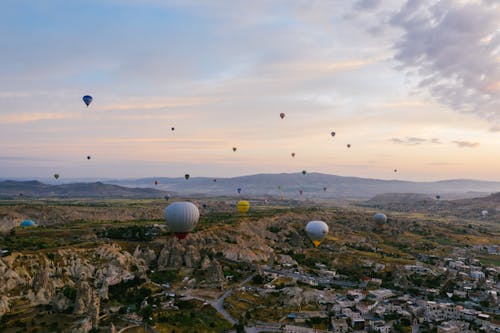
[237, 200, 250, 214]
[185, 174, 190, 180]
[280, 113, 285, 119]
[302, 170, 306, 175]
[291, 153, 295, 157]
[82, 95, 93, 107]
[237, 187, 242, 194]
[164, 202, 200, 239]
[20, 219, 36, 227]
[233, 147, 237, 152]
[373, 213, 387, 226]
[54, 173, 60, 180]
[331, 131, 336, 137]
[306, 221, 329, 247]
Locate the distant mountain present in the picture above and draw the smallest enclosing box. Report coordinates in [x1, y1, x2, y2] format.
[108, 173, 500, 199]
[0, 180, 168, 199]
[360, 191, 500, 220]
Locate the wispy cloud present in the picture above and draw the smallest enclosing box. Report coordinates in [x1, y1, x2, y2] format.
[452, 140, 480, 148]
[390, 0, 500, 121]
[0, 112, 79, 124]
[390, 137, 441, 145]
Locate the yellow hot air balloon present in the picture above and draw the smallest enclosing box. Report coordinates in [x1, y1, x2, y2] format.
[237, 200, 250, 214]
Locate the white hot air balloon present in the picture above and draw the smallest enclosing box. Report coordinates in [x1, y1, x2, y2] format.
[481, 210, 488, 218]
[373, 213, 387, 226]
[164, 202, 200, 240]
[305, 221, 329, 247]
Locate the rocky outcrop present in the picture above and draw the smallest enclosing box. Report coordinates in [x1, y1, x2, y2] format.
[206, 260, 225, 284]
[0, 296, 10, 317]
[51, 293, 72, 312]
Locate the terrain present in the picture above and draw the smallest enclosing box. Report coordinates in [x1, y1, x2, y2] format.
[0, 194, 499, 332]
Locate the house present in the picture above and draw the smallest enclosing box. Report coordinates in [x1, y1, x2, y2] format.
[331, 318, 348, 333]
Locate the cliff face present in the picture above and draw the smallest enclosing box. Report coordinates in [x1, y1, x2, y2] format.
[0, 212, 303, 331]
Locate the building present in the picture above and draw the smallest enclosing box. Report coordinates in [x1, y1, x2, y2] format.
[331, 318, 348, 333]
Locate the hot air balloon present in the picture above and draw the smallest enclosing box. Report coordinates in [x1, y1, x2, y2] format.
[347, 144, 351, 148]
[82, 95, 93, 107]
[87, 156, 91, 160]
[185, 174, 190, 180]
[154, 180, 158, 186]
[373, 213, 387, 228]
[237, 187, 242, 194]
[54, 173, 60, 180]
[232, 147, 237, 152]
[436, 195, 441, 200]
[237, 200, 250, 214]
[202, 204, 208, 209]
[323, 187, 327, 192]
[164, 195, 170, 201]
[291, 153, 295, 157]
[302, 170, 307, 175]
[171, 127, 175, 131]
[164, 202, 200, 240]
[278, 185, 282, 190]
[280, 113, 285, 119]
[20, 219, 36, 227]
[305, 221, 329, 247]
[481, 210, 488, 217]
[213, 179, 217, 182]
[394, 169, 398, 173]
[299, 189, 303, 196]
[331, 131, 336, 137]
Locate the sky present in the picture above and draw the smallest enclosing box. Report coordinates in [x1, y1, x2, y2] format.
[0, 0, 499, 181]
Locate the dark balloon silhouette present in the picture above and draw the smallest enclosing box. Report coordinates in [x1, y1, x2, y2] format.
[82, 95, 93, 107]
[280, 113, 285, 119]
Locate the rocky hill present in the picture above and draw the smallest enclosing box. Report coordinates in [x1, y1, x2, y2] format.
[0, 180, 168, 199]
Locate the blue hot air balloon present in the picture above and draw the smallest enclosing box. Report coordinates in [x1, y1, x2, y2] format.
[237, 187, 242, 194]
[82, 95, 93, 107]
[20, 220, 36, 227]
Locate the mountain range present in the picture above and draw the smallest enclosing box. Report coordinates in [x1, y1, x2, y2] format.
[3, 173, 498, 199]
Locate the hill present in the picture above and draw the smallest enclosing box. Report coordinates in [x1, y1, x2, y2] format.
[0, 180, 168, 199]
[361, 191, 500, 220]
[109, 173, 500, 199]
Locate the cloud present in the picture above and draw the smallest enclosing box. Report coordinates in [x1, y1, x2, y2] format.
[390, 0, 500, 121]
[390, 137, 439, 145]
[490, 126, 500, 132]
[354, 0, 381, 11]
[0, 112, 78, 124]
[452, 140, 480, 148]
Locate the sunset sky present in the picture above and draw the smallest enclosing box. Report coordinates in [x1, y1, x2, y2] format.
[1, 0, 499, 181]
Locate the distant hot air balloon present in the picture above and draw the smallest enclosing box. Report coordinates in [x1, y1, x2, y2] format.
[202, 204, 208, 209]
[213, 179, 217, 182]
[305, 221, 329, 247]
[164, 202, 200, 240]
[54, 173, 60, 180]
[299, 189, 303, 196]
[291, 153, 295, 157]
[481, 210, 488, 217]
[436, 195, 441, 200]
[373, 213, 387, 229]
[164, 195, 170, 201]
[20, 219, 36, 227]
[323, 187, 327, 192]
[237, 187, 242, 194]
[280, 113, 285, 119]
[171, 127, 175, 131]
[302, 170, 307, 175]
[154, 180, 158, 186]
[394, 169, 398, 173]
[82, 95, 93, 107]
[185, 174, 190, 180]
[237, 200, 250, 214]
[87, 156, 91, 160]
[331, 131, 336, 137]
[232, 147, 237, 152]
[347, 144, 351, 148]
[278, 185, 282, 190]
